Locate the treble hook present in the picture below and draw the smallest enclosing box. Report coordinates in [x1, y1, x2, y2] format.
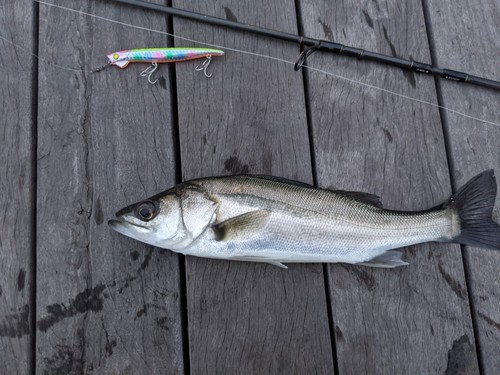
[195, 56, 213, 78]
[140, 62, 159, 84]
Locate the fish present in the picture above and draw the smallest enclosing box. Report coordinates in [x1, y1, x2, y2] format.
[107, 47, 225, 68]
[108, 170, 500, 268]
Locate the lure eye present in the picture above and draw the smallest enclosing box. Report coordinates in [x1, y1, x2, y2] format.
[135, 201, 157, 221]
[113, 53, 119, 60]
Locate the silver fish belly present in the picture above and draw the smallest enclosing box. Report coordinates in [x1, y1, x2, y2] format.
[109, 171, 500, 268]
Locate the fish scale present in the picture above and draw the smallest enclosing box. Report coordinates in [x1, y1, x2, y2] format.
[109, 171, 500, 268]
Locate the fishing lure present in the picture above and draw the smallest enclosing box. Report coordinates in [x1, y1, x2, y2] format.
[107, 47, 225, 83]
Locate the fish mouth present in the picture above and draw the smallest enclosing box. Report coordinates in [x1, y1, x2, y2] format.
[108, 219, 151, 238]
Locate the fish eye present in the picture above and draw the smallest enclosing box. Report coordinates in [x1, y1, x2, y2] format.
[135, 201, 157, 221]
[113, 53, 119, 60]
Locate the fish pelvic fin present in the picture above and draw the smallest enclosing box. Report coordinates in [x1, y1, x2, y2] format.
[449, 170, 500, 250]
[229, 256, 288, 269]
[213, 210, 271, 241]
[356, 251, 409, 268]
[269, 261, 288, 269]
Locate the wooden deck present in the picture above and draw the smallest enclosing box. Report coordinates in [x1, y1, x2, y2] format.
[1, 0, 499, 373]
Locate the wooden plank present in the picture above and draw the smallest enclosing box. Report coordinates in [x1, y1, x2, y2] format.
[172, 1, 335, 373]
[299, 0, 480, 373]
[425, 0, 500, 372]
[36, 1, 184, 373]
[0, 1, 35, 373]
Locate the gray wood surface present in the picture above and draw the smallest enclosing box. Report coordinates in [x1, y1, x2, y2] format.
[0, 1, 34, 374]
[299, 0, 479, 373]
[36, 1, 184, 374]
[425, 0, 500, 373]
[1, 0, 498, 373]
[172, 0, 335, 373]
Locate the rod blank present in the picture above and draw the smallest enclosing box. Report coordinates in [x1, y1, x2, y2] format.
[110, 0, 500, 91]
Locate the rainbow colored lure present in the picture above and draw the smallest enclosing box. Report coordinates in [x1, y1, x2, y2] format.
[107, 48, 225, 83]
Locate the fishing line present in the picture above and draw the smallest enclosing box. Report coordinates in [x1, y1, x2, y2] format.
[10, 0, 499, 128]
[0, 33, 98, 73]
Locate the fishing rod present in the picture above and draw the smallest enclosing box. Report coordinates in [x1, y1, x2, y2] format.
[109, 0, 500, 91]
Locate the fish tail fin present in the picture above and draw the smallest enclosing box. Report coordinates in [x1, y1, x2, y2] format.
[449, 170, 500, 249]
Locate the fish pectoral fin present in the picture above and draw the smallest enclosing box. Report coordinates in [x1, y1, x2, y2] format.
[213, 210, 272, 241]
[332, 190, 383, 208]
[229, 256, 288, 269]
[356, 251, 409, 268]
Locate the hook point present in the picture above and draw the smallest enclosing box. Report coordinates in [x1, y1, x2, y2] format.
[195, 56, 213, 78]
[140, 62, 159, 85]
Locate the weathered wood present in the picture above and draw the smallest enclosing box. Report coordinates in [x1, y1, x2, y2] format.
[299, 0, 479, 373]
[36, 1, 184, 373]
[1, 0, 494, 372]
[172, 0, 335, 373]
[0, 1, 35, 373]
[425, 0, 500, 373]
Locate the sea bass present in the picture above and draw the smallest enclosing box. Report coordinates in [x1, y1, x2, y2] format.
[108, 170, 500, 268]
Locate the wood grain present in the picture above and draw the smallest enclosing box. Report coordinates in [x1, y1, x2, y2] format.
[172, 0, 335, 373]
[299, 0, 479, 373]
[1, 0, 495, 372]
[0, 1, 35, 373]
[425, 0, 500, 373]
[36, 1, 184, 373]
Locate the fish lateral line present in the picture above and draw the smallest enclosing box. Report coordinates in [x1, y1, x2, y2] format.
[109, 171, 500, 269]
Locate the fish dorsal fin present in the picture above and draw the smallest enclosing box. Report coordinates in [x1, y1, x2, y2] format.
[246, 176, 383, 207]
[229, 256, 288, 269]
[333, 190, 383, 208]
[213, 210, 271, 241]
[356, 251, 408, 268]
[114, 60, 129, 68]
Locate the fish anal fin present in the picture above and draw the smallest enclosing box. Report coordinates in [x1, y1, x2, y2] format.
[229, 255, 288, 269]
[356, 251, 408, 268]
[213, 210, 271, 241]
[333, 190, 383, 208]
